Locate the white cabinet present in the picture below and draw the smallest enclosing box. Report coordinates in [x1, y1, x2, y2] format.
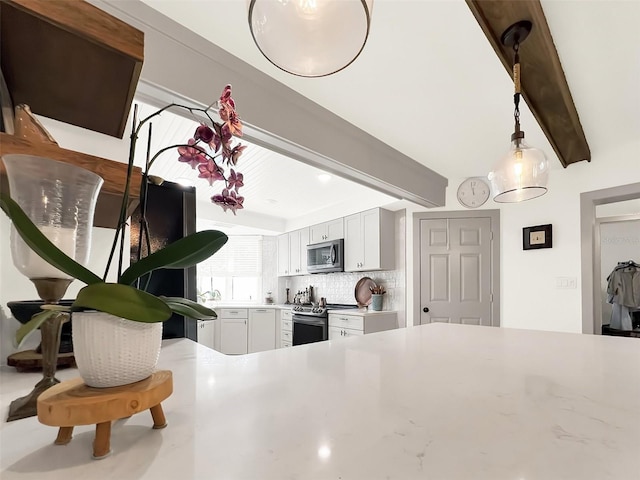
[328, 310, 398, 340]
[248, 308, 276, 353]
[277, 233, 290, 276]
[197, 320, 215, 349]
[216, 307, 278, 354]
[220, 318, 248, 354]
[289, 228, 309, 275]
[309, 218, 344, 244]
[278, 228, 309, 276]
[344, 208, 395, 272]
[218, 308, 248, 354]
[280, 308, 293, 348]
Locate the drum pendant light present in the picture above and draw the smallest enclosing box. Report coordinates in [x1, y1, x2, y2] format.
[247, 0, 374, 77]
[488, 21, 549, 203]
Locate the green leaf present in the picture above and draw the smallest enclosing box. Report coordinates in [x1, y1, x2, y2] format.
[161, 296, 217, 320]
[119, 230, 228, 286]
[73, 283, 172, 323]
[15, 310, 68, 348]
[0, 193, 102, 285]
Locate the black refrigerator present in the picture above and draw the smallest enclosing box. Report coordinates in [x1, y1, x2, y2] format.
[130, 180, 198, 341]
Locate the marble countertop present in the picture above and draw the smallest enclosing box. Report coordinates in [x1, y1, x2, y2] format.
[1, 323, 639, 479]
[329, 308, 396, 316]
[207, 303, 290, 309]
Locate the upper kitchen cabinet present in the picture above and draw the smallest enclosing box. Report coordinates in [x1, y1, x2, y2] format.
[277, 233, 290, 276]
[344, 208, 395, 272]
[277, 228, 309, 276]
[309, 218, 344, 245]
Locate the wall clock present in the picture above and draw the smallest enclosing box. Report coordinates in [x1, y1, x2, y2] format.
[457, 177, 491, 208]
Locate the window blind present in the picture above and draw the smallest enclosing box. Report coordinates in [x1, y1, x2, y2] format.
[198, 235, 263, 277]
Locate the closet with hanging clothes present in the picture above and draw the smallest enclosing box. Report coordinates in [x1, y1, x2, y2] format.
[604, 260, 640, 336]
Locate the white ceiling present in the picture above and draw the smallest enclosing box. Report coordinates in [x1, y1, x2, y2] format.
[139, 0, 640, 226]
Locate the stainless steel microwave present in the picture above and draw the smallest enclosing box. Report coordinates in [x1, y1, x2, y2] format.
[307, 239, 344, 274]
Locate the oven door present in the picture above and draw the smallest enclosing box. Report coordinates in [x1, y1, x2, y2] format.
[292, 314, 328, 345]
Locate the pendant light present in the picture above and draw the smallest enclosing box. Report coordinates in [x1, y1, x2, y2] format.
[247, 0, 374, 77]
[488, 21, 549, 203]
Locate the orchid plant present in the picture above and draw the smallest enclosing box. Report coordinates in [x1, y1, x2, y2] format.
[0, 85, 247, 346]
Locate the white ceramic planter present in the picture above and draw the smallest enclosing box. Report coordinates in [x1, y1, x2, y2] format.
[72, 311, 162, 388]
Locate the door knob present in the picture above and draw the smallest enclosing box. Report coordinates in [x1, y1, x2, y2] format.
[423, 307, 429, 313]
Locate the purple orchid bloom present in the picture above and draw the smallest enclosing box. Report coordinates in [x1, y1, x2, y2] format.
[229, 144, 247, 166]
[218, 85, 242, 137]
[211, 188, 244, 215]
[212, 124, 232, 154]
[227, 169, 244, 191]
[198, 159, 225, 186]
[178, 139, 207, 169]
[194, 124, 214, 144]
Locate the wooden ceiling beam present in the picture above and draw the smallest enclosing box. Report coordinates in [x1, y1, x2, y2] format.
[465, 0, 590, 167]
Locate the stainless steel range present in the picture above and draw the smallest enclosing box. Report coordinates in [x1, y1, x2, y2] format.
[291, 303, 358, 346]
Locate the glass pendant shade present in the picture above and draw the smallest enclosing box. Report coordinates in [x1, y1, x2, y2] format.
[248, 0, 373, 77]
[488, 135, 549, 203]
[2, 154, 104, 281]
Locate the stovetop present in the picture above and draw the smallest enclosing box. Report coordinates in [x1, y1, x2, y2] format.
[291, 303, 359, 317]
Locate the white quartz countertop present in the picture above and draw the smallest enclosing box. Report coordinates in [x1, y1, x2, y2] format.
[1, 323, 639, 479]
[209, 303, 290, 309]
[329, 308, 396, 316]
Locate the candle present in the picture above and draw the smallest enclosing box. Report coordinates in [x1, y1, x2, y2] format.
[11, 225, 77, 280]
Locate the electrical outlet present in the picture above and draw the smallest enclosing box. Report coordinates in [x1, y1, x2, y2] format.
[556, 277, 577, 289]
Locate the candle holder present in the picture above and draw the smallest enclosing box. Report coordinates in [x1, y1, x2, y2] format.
[2, 154, 103, 421]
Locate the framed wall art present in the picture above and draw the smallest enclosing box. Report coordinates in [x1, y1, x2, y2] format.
[523, 224, 552, 250]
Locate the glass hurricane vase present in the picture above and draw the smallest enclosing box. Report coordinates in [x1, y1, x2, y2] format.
[2, 154, 103, 421]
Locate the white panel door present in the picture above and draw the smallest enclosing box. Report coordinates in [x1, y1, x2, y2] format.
[220, 318, 248, 354]
[361, 209, 380, 270]
[248, 309, 276, 353]
[277, 233, 290, 276]
[420, 217, 494, 326]
[344, 213, 362, 271]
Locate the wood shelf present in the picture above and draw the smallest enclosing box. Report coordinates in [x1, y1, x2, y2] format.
[0, 133, 142, 228]
[0, 0, 144, 139]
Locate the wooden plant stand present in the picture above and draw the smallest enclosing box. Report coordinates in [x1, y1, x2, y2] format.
[37, 370, 173, 459]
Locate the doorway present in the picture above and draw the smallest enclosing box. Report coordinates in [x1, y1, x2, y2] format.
[580, 182, 640, 334]
[595, 215, 640, 333]
[413, 210, 500, 327]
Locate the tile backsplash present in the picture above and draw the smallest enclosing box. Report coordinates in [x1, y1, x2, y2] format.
[280, 270, 403, 312]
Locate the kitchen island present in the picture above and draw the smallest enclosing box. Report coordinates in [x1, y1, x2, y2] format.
[1, 323, 639, 479]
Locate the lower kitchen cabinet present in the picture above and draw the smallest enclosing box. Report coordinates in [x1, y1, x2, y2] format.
[328, 310, 398, 340]
[248, 309, 276, 353]
[280, 308, 293, 348]
[197, 320, 215, 349]
[220, 318, 248, 354]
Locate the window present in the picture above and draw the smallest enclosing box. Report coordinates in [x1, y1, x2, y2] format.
[197, 235, 263, 304]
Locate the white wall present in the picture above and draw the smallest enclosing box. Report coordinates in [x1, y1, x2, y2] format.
[406, 139, 640, 333]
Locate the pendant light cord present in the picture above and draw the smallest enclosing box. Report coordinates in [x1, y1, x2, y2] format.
[513, 41, 522, 139]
